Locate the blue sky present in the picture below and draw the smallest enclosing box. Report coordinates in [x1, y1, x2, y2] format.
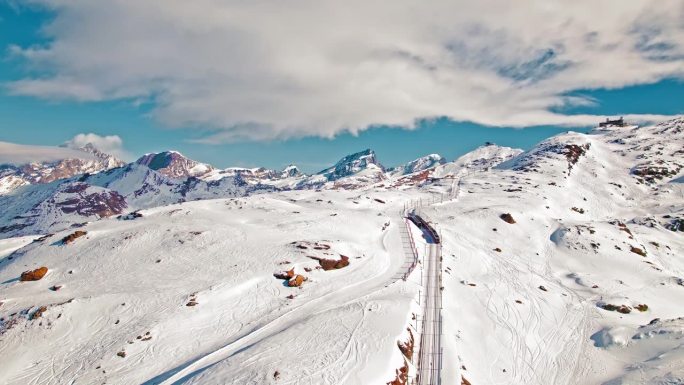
[1, 2, 682, 172]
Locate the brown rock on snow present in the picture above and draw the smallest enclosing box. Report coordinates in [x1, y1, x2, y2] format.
[312, 243, 331, 250]
[62, 230, 87, 244]
[30, 306, 48, 320]
[274, 268, 295, 280]
[630, 246, 647, 257]
[309, 255, 350, 271]
[20, 266, 48, 281]
[500, 213, 516, 224]
[601, 303, 632, 314]
[274, 268, 307, 287]
[288, 274, 306, 287]
[397, 328, 414, 359]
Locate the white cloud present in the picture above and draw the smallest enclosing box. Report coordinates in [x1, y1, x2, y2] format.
[63, 133, 129, 160]
[0, 141, 95, 165]
[6, 0, 684, 142]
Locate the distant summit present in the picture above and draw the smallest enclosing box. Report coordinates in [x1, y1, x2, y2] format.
[281, 165, 302, 178]
[389, 154, 446, 176]
[316, 149, 384, 182]
[135, 151, 213, 179]
[0, 142, 125, 193]
[79, 143, 126, 170]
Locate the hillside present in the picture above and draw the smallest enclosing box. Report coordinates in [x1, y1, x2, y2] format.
[429, 119, 684, 385]
[0, 189, 420, 385]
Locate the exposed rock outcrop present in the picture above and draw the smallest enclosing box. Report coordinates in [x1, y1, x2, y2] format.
[274, 268, 307, 287]
[500, 213, 516, 224]
[62, 230, 87, 244]
[20, 266, 48, 281]
[309, 255, 350, 271]
[288, 274, 306, 287]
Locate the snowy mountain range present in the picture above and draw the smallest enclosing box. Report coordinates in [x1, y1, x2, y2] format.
[2, 119, 682, 240]
[0, 145, 480, 237]
[1, 118, 683, 385]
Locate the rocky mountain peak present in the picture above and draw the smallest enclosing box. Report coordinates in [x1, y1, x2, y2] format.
[135, 151, 213, 179]
[317, 149, 384, 181]
[78, 143, 126, 169]
[281, 165, 302, 178]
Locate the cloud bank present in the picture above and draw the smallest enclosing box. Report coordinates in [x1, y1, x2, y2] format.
[0, 141, 95, 165]
[6, 0, 684, 141]
[63, 133, 129, 160]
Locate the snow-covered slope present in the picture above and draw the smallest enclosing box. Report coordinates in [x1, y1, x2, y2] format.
[0, 174, 29, 195]
[380, 146, 521, 190]
[432, 144, 523, 178]
[425, 118, 684, 385]
[0, 190, 418, 385]
[0, 181, 127, 236]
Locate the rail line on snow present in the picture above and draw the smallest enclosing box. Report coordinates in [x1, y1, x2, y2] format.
[401, 174, 466, 385]
[409, 210, 443, 385]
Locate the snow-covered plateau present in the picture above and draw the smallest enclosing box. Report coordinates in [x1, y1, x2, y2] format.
[1, 118, 683, 385]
